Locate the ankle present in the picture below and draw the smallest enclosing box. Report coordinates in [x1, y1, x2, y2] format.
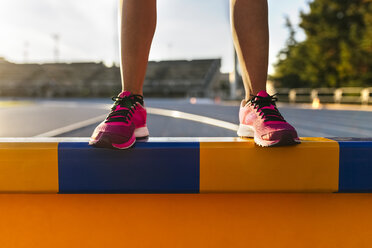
[122, 87, 143, 96]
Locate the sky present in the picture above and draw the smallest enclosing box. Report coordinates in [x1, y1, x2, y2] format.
[0, 0, 310, 74]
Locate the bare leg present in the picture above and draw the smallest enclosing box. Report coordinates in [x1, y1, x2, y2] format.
[120, 0, 157, 95]
[231, 0, 269, 100]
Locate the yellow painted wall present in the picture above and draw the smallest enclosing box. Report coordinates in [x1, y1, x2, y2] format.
[0, 194, 371, 247]
[200, 138, 339, 192]
[0, 143, 59, 193]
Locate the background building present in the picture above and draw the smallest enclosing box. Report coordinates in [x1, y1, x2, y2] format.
[0, 57, 228, 98]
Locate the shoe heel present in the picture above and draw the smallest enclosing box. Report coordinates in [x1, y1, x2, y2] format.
[135, 126, 149, 139]
[237, 124, 254, 137]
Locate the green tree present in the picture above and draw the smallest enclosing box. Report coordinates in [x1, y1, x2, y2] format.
[272, 0, 372, 88]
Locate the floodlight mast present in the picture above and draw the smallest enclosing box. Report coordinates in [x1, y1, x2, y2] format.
[226, 0, 238, 100]
[230, 50, 238, 100]
[23, 41, 29, 63]
[53, 34, 60, 63]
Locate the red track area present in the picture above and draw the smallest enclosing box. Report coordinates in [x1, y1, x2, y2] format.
[1, 194, 372, 247]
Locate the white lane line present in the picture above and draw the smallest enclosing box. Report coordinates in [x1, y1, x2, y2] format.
[34, 104, 239, 137]
[147, 107, 239, 132]
[34, 114, 107, 137]
[0, 101, 34, 108]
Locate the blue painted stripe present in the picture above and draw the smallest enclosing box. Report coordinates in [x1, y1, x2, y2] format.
[336, 140, 372, 192]
[58, 142, 200, 193]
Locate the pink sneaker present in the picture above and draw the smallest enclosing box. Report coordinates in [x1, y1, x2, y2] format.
[237, 90, 300, 147]
[89, 91, 149, 149]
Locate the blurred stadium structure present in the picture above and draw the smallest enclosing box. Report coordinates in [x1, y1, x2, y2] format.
[0, 56, 371, 105]
[0, 57, 227, 98]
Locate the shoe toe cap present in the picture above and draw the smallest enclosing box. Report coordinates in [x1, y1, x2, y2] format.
[90, 122, 135, 142]
[261, 129, 299, 141]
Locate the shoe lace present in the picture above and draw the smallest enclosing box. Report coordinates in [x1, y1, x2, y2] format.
[105, 94, 144, 124]
[249, 93, 286, 122]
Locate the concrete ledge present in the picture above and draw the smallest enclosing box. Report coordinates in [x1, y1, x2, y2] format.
[0, 137, 371, 193]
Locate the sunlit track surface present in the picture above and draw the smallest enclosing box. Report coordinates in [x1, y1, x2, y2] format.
[0, 98, 371, 137]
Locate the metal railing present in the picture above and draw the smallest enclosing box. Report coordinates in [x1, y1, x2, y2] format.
[273, 87, 372, 105]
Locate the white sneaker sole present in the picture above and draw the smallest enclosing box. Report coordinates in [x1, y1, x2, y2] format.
[237, 124, 300, 147]
[237, 124, 254, 137]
